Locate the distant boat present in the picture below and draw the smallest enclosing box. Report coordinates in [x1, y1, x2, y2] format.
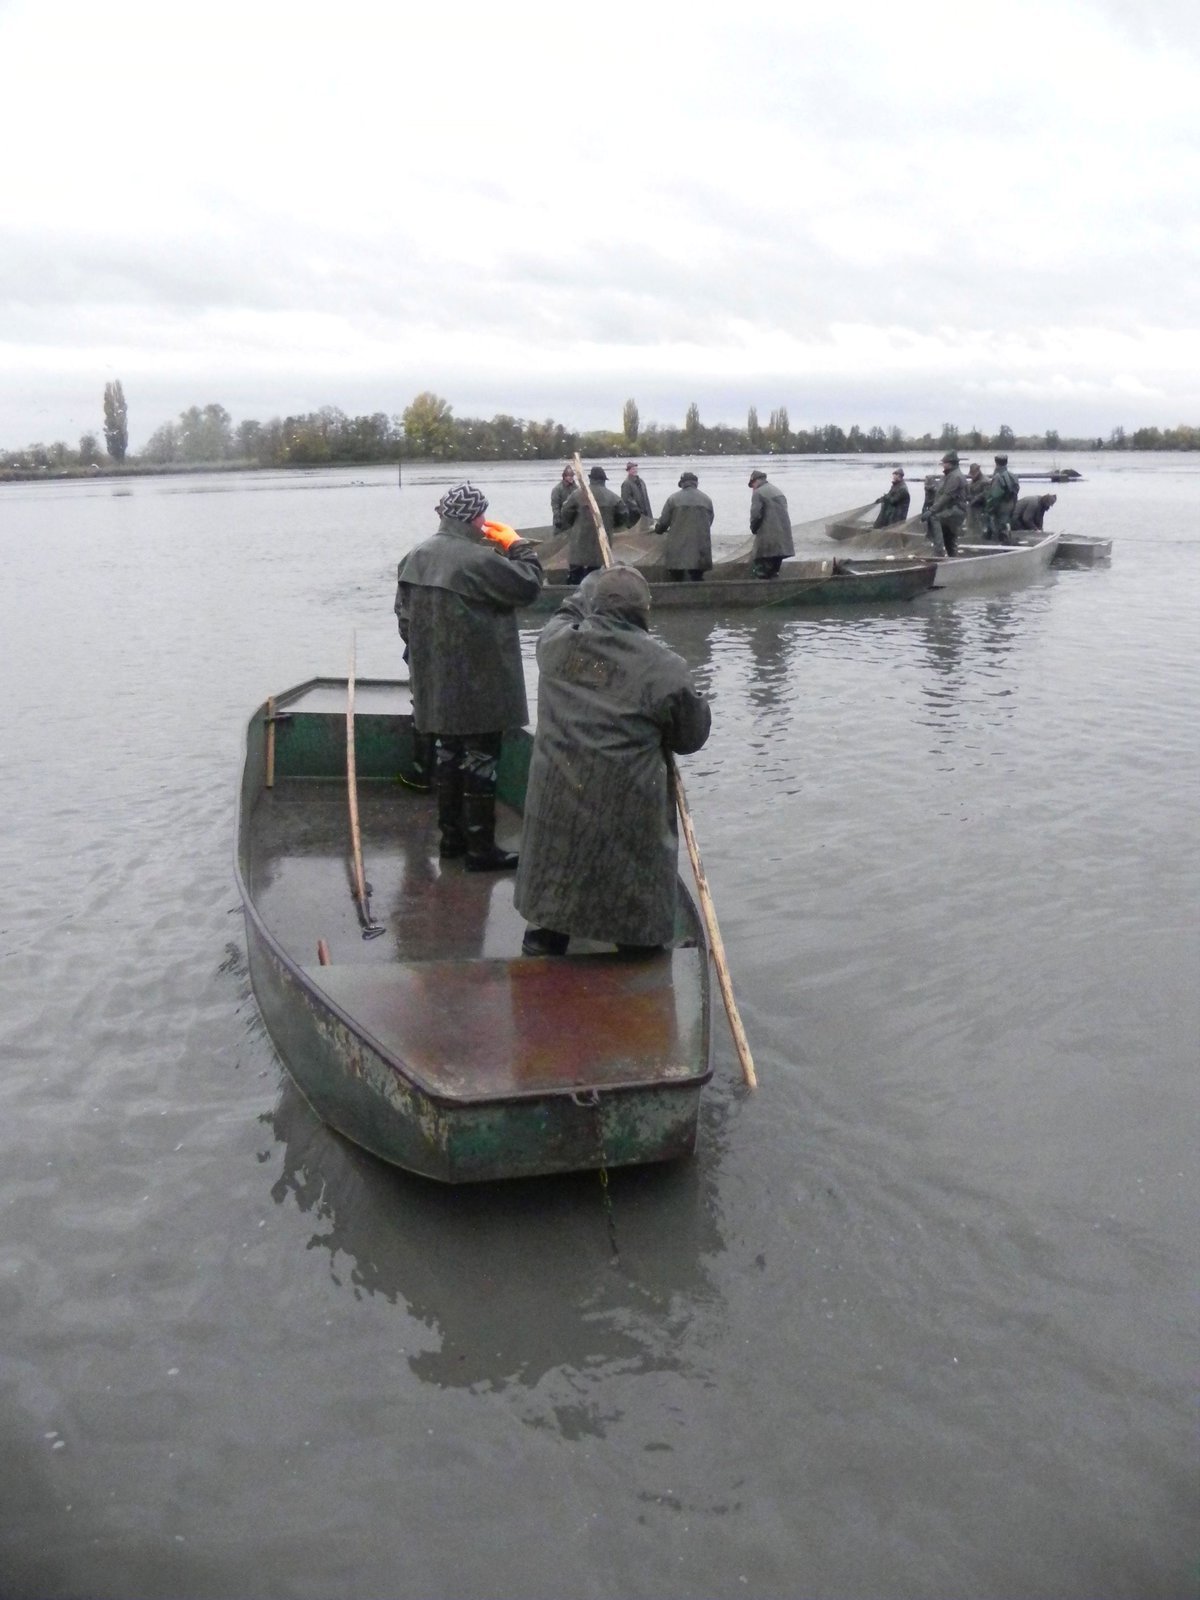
[518, 517, 935, 610]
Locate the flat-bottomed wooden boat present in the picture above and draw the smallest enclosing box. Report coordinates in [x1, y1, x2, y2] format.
[521, 556, 936, 613]
[235, 679, 713, 1183]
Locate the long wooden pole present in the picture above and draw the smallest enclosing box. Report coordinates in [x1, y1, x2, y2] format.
[572, 452, 614, 569]
[670, 759, 757, 1088]
[346, 635, 384, 938]
[573, 454, 757, 1089]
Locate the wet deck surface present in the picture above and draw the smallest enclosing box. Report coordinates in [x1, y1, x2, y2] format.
[249, 778, 529, 966]
[247, 778, 707, 1097]
[305, 955, 703, 1097]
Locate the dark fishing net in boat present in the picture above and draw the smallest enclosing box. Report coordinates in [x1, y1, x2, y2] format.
[710, 500, 881, 572]
[519, 520, 662, 575]
[825, 517, 931, 552]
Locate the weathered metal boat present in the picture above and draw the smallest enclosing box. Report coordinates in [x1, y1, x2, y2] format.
[518, 518, 934, 609]
[521, 556, 936, 614]
[1033, 533, 1111, 564]
[872, 531, 1063, 587]
[822, 508, 1099, 567]
[235, 678, 713, 1183]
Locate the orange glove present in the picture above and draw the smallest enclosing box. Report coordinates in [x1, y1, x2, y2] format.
[480, 519, 521, 551]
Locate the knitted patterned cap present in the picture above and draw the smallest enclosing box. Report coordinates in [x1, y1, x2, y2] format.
[441, 482, 488, 522]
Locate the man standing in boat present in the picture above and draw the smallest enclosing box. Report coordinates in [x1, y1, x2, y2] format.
[985, 453, 1021, 542]
[924, 450, 967, 557]
[515, 567, 711, 958]
[654, 470, 714, 580]
[621, 460, 654, 530]
[872, 467, 911, 527]
[964, 463, 988, 539]
[394, 481, 544, 871]
[558, 465, 632, 584]
[550, 463, 575, 530]
[747, 469, 794, 578]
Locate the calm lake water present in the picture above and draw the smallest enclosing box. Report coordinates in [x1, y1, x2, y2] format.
[0, 453, 1196, 1599]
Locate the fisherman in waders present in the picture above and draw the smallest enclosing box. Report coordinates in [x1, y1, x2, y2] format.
[924, 450, 967, 557]
[515, 567, 711, 957]
[395, 482, 543, 871]
[620, 460, 654, 530]
[558, 465, 632, 585]
[747, 469, 794, 578]
[872, 467, 911, 527]
[654, 470, 714, 580]
[985, 453, 1021, 542]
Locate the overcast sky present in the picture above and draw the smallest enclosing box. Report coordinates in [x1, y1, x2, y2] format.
[2, 0, 1198, 450]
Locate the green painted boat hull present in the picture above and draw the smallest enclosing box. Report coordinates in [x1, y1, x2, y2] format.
[235, 679, 713, 1183]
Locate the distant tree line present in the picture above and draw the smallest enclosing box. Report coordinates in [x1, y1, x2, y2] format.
[3, 386, 1199, 479]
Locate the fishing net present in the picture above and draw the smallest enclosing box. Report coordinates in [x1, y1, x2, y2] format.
[711, 499, 886, 571]
[520, 503, 933, 579]
[520, 519, 662, 575]
[824, 518, 931, 552]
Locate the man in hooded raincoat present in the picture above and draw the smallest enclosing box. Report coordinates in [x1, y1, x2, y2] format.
[558, 465, 632, 584]
[394, 481, 544, 871]
[514, 567, 711, 957]
[654, 470, 714, 580]
[747, 469, 795, 578]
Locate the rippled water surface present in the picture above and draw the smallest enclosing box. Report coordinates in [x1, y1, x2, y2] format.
[0, 454, 1195, 1598]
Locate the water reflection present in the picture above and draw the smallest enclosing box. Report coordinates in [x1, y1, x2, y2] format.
[263, 1078, 729, 1438]
[910, 591, 1055, 740]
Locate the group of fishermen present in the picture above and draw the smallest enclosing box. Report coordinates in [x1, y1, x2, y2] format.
[389, 447, 1063, 957]
[551, 459, 795, 582]
[394, 481, 710, 958]
[873, 453, 1057, 556]
[554, 452, 1059, 576]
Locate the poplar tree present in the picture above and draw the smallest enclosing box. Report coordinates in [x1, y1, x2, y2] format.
[103, 380, 129, 462]
[622, 398, 639, 442]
